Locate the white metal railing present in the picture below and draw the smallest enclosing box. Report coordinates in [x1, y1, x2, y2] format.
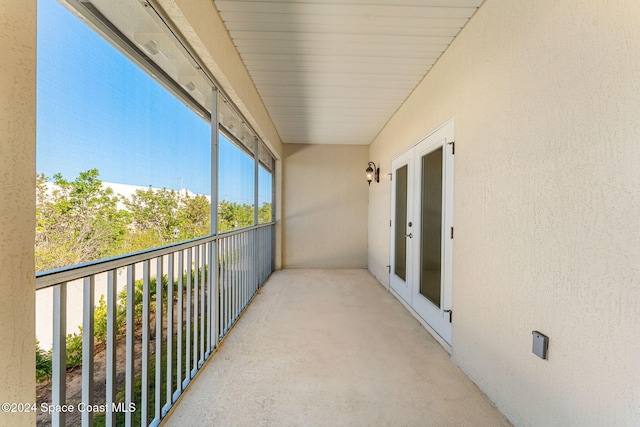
[35, 223, 275, 427]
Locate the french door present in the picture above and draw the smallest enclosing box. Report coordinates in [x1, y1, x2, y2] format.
[390, 120, 454, 344]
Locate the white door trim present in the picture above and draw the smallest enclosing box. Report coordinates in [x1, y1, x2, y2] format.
[389, 118, 454, 346]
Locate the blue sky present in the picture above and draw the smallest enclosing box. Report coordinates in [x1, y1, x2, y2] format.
[37, 0, 271, 205]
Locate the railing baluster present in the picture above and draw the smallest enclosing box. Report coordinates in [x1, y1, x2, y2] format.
[215, 239, 219, 345]
[218, 239, 222, 337]
[227, 235, 231, 327]
[176, 250, 184, 397]
[239, 233, 243, 315]
[141, 260, 150, 426]
[244, 230, 248, 304]
[252, 230, 257, 294]
[231, 235, 234, 323]
[243, 233, 247, 307]
[193, 245, 199, 375]
[125, 265, 135, 427]
[106, 270, 117, 427]
[251, 230, 255, 294]
[265, 226, 269, 282]
[243, 232, 247, 308]
[258, 228, 262, 284]
[239, 233, 243, 311]
[52, 283, 67, 427]
[250, 230, 254, 297]
[223, 237, 228, 334]
[246, 232, 250, 304]
[200, 244, 206, 364]
[258, 228, 262, 285]
[264, 227, 268, 282]
[222, 237, 227, 336]
[247, 232, 250, 302]
[228, 235, 232, 325]
[240, 233, 243, 312]
[165, 253, 174, 414]
[154, 256, 163, 424]
[262, 226, 265, 281]
[234, 234, 238, 321]
[244, 232, 247, 306]
[227, 236, 231, 330]
[185, 248, 192, 387]
[263, 227, 267, 282]
[241, 233, 244, 311]
[228, 236, 232, 327]
[81, 276, 95, 427]
[206, 242, 212, 357]
[246, 233, 249, 303]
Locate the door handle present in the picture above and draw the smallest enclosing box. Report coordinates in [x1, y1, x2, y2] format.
[404, 233, 413, 238]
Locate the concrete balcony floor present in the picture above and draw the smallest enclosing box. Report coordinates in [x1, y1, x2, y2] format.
[163, 269, 511, 426]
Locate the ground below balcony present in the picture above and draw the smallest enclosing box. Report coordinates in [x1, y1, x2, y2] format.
[163, 269, 511, 426]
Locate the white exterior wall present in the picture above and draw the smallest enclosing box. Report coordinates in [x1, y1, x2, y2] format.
[0, 1, 36, 425]
[368, 1, 640, 425]
[283, 144, 368, 268]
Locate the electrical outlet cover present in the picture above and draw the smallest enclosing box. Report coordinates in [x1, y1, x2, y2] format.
[532, 331, 549, 359]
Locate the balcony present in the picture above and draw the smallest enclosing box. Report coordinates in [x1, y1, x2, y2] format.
[4, 1, 639, 426]
[34, 234, 511, 426]
[163, 269, 511, 426]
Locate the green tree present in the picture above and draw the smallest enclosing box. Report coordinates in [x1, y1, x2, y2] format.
[123, 187, 181, 250]
[258, 202, 272, 224]
[178, 193, 211, 239]
[35, 169, 129, 271]
[35, 169, 217, 269]
[218, 200, 254, 232]
[123, 188, 211, 250]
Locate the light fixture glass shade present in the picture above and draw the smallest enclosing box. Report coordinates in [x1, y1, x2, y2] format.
[366, 164, 374, 185]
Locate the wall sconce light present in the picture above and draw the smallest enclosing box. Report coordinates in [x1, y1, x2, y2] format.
[366, 162, 380, 185]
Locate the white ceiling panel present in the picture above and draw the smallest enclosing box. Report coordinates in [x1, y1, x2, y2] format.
[213, 0, 483, 145]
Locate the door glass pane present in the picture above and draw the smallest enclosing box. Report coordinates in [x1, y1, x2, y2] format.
[420, 147, 443, 307]
[394, 165, 408, 280]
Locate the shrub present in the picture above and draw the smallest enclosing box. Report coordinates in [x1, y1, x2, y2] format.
[66, 329, 83, 368]
[36, 340, 52, 383]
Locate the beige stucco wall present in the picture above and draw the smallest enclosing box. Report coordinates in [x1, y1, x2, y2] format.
[283, 144, 368, 268]
[368, 0, 640, 425]
[0, 1, 37, 425]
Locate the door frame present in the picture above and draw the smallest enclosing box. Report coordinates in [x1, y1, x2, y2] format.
[389, 119, 454, 349]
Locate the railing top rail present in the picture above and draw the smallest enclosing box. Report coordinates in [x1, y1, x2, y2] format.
[35, 222, 275, 290]
[218, 221, 274, 239]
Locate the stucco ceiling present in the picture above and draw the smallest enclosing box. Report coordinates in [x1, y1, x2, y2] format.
[213, 0, 483, 145]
